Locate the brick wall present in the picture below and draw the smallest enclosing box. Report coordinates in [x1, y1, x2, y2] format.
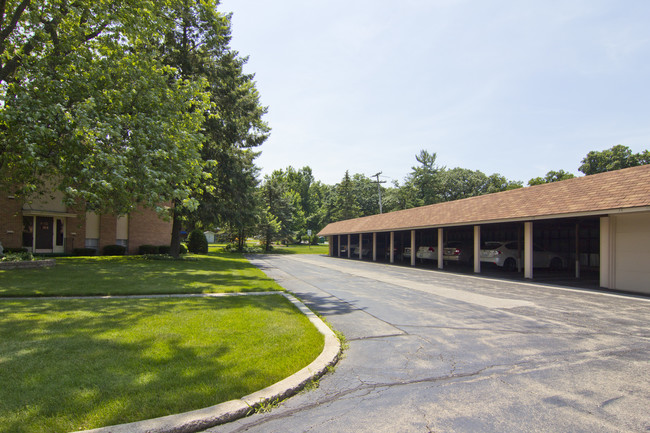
[98, 214, 117, 253]
[0, 194, 25, 249]
[127, 206, 173, 254]
[65, 206, 86, 253]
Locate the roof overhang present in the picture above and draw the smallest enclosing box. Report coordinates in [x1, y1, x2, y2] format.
[319, 206, 650, 236]
[22, 210, 78, 218]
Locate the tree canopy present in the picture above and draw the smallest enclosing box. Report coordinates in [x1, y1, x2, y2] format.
[578, 145, 650, 175]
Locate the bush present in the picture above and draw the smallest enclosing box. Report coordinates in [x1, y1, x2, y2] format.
[187, 230, 208, 254]
[310, 234, 320, 245]
[139, 245, 159, 255]
[223, 243, 264, 254]
[1, 251, 34, 262]
[103, 244, 126, 256]
[73, 248, 96, 256]
[157, 244, 187, 255]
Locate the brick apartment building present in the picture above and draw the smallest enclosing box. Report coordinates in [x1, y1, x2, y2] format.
[0, 188, 172, 255]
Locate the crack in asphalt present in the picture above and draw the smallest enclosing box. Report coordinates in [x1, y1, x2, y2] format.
[224, 365, 501, 432]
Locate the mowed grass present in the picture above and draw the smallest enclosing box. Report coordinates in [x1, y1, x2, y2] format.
[0, 254, 283, 297]
[0, 295, 324, 433]
[208, 243, 329, 255]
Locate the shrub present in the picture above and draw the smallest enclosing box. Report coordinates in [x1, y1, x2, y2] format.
[103, 244, 126, 256]
[310, 234, 320, 245]
[139, 245, 159, 255]
[157, 244, 187, 255]
[187, 230, 208, 254]
[1, 251, 34, 262]
[223, 243, 264, 254]
[73, 248, 96, 256]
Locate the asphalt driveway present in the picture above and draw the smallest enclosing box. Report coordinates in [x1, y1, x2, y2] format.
[207, 254, 650, 433]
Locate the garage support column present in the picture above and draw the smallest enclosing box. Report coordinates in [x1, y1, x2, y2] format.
[411, 230, 416, 267]
[347, 234, 351, 259]
[390, 231, 395, 264]
[600, 217, 612, 288]
[524, 222, 533, 279]
[359, 233, 363, 260]
[473, 226, 481, 273]
[575, 223, 581, 279]
[372, 232, 377, 261]
[438, 228, 444, 269]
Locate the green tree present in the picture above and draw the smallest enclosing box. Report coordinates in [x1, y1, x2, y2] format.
[0, 1, 208, 216]
[528, 170, 575, 186]
[258, 174, 302, 248]
[157, 0, 269, 256]
[332, 170, 361, 221]
[306, 180, 335, 233]
[351, 173, 381, 216]
[578, 145, 650, 175]
[407, 150, 444, 205]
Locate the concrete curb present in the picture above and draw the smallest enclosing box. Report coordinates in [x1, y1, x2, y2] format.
[72, 292, 341, 433]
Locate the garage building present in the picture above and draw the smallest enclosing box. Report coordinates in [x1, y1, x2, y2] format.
[318, 164, 650, 295]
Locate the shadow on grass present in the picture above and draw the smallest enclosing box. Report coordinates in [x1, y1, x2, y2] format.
[0, 254, 283, 297]
[0, 295, 322, 433]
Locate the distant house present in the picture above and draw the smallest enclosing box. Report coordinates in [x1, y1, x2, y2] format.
[0, 188, 172, 255]
[204, 231, 216, 244]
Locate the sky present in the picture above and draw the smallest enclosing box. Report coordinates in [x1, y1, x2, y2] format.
[219, 0, 650, 186]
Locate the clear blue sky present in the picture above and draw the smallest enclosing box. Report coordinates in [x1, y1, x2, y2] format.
[220, 0, 650, 185]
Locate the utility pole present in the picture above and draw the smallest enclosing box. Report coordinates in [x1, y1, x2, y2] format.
[371, 172, 387, 214]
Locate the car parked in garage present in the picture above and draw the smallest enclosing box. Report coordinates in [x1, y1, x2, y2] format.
[480, 241, 565, 271]
[443, 241, 473, 264]
[351, 244, 371, 257]
[416, 245, 437, 261]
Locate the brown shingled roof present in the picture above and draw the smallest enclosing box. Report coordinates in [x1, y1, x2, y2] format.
[318, 164, 650, 236]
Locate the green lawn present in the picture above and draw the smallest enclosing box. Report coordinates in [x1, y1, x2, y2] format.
[208, 243, 329, 255]
[0, 254, 284, 297]
[266, 244, 329, 255]
[0, 252, 326, 432]
[0, 295, 323, 433]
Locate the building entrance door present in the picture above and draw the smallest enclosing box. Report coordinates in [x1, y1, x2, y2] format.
[35, 216, 54, 251]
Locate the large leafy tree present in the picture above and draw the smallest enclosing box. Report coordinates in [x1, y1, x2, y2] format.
[157, 0, 269, 256]
[578, 145, 650, 175]
[0, 1, 208, 215]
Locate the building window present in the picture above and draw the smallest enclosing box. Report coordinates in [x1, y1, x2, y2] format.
[85, 238, 99, 250]
[116, 239, 128, 249]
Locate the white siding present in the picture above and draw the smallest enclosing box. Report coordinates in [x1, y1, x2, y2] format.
[614, 212, 650, 295]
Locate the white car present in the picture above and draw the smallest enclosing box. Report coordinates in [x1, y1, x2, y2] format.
[416, 245, 437, 260]
[351, 244, 370, 257]
[480, 241, 565, 271]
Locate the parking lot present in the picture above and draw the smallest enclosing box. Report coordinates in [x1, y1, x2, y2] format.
[208, 254, 650, 433]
